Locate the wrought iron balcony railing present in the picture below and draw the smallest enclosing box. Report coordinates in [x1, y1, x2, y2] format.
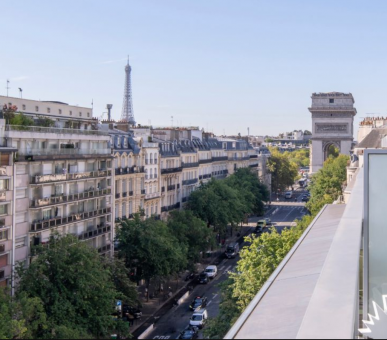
[32, 170, 112, 185]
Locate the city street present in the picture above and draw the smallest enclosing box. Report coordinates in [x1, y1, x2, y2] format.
[148, 200, 309, 340]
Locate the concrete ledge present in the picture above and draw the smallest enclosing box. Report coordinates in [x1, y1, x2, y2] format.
[138, 324, 154, 340]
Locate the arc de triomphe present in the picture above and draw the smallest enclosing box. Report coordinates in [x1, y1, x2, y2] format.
[309, 92, 357, 173]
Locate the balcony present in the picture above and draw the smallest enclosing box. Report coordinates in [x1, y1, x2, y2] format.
[115, 166, 145, 175]
[167, 184, 176, 191]
[228, 156, 250, 161]
[249, 163, 259, 168]
[161, 202, 181, 212]
[78, 224, 112, 241]
[6, 125, 109, 136]
[30, 207, 112, 232]
[129, 191, 134, 196]
[203, 174, 212, 179]
[19, 148, 111, 157]
[122, 192, 128, 198]
[161, 167, 182, 175]
[212, 156, 228, 162]
[141, 189, 146, 195]
[250, 154, 258, 159]
[31, 188, 112, 208]
[161, 187, 165, 193]
[115, 193, 121, 199]
[182, 162, 199, 168]
[182, 178, 198, 186]
[32, 170, 112, 185]
[145, 192, 161, 200]
[199, 159, 213, 164]
[98, 244, 112, 255]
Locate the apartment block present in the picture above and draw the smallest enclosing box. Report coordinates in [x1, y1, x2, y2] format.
[0, 96, 114, 269]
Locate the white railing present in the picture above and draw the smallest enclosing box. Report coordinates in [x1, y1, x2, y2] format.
[18, 148, 111, 156]
[5, 125, 109, 136]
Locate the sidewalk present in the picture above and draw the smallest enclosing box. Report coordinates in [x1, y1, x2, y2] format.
[130, 223, 254, 335]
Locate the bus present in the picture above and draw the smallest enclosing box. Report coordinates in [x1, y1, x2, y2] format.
[299, 178, 308, 188]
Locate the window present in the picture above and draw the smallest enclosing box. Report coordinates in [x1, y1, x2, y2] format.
[79, 112, 82, 117]
[59, 109, 62, 114]
[0, 153, 9, 166]
[35, 106, 39, 112]
[42, 209, 52, 220]
[22, 104, 26, 110]
[0, 205, 7, 216]
[0, 229, 8, 241]
[0, 254, 8, 268]
[47, 108, 51, 113]
[0, 180, 9, 192]
[87, 112, 90, 117]
[329, 98, 334, 104]
[70, 111, 73, 116]
[15, 237, 26, 249]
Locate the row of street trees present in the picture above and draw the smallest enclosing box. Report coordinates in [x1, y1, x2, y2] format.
[188, 168, 269, 237]
[205, 154, 349, 339]
[0, 234, 139, 339]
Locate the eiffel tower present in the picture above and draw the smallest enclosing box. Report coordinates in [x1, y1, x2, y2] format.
[121, 57, 136, 126]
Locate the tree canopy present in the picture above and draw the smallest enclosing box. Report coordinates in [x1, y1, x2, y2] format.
[116, 215, 187, 285]
[306, 154, 349, 215]
[267, 148, 299, 192]
[17, 233, 131, 339]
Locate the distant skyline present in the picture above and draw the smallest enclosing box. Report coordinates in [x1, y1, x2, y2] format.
[2, 0, 387, 136]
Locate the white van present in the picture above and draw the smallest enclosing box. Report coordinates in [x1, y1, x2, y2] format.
[285, 192, 293, 199]
[205, 265, 218, 279]
[190, 309, 208, 329]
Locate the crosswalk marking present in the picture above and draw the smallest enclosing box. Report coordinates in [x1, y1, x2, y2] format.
[219, 266, 225, 271]
[153, 336, 170, 339]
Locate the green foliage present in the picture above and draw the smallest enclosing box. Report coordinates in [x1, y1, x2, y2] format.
[117, 215, 187, 285]
[283, 148, 310, 168]
[17, 233, 129, 339]
[189, 169, 269, 236]
[267, 148, 299, 192]
[36, 117, 55, 127]
[204, 225, 308, 339]
[304, 130, 312, 135]
[306, 155, 349, 215]
[265, 138, 274, 143]
[167, 210, 216, 270]
[1, 104, 17, 124]
[10, 113, 34, 127]
[327, 145, 340, 159]
[0, 288, 48, 339]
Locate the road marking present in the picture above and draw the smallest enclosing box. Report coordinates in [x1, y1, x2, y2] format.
[224, 265, 232, 275]
[213, 294, 218, 299]
[207, 301, 213, 307]
[153, 337, 170, 339]
[219, 266, 225, 271]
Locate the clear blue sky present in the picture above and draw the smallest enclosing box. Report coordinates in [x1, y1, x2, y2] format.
[1, 0, 387, 136]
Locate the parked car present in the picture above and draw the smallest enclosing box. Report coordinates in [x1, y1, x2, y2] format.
[122, 305, 142, 319]
[257, 220, 267, 229]
[255, 225, 263, 234]
[301, 195, 310, 202]
[190, 296, 208, 311]
[264, 218, 272, 225]
[204, 265, 218, 279]
[285, 191, 293, 199]
[197, 272, 209, 284]
[177, 326, 199, 339]
[190, 309, 208, 329]
[225, 243, 240, 259]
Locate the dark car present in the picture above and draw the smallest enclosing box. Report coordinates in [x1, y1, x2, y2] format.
[123, 305, 142, 319]
[197, 272, 209, 284]
[301, 195, 310, 202]
[177, 326, 199, 339]
[190, 296, 208, 311]
[255, 225, 263, 234]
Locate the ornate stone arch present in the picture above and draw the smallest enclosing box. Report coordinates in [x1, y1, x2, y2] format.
[323, 141, 341, 161]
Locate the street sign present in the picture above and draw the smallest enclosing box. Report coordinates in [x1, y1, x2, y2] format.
[116, 300, 122, 312]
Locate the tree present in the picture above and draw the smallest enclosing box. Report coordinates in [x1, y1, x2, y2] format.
[188, 179, 245, 236]
[267, 149, 298, 193]
[304, 130, 312, 135]
[225, 168, 269, 216]
[204, 224, 308, 339]
[17, 233, 128, 339]
[10, 113, 34, 128]
[0, 288, 48, 339]
[117, 215, 187, 288]
[36, 117, 55, 127]
[306, 155, 349, 215]
[1, 104, 17, 124]
[167, 210, 216, 270]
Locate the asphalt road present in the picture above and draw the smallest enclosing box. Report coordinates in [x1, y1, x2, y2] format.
[148, 202, 308, 340]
